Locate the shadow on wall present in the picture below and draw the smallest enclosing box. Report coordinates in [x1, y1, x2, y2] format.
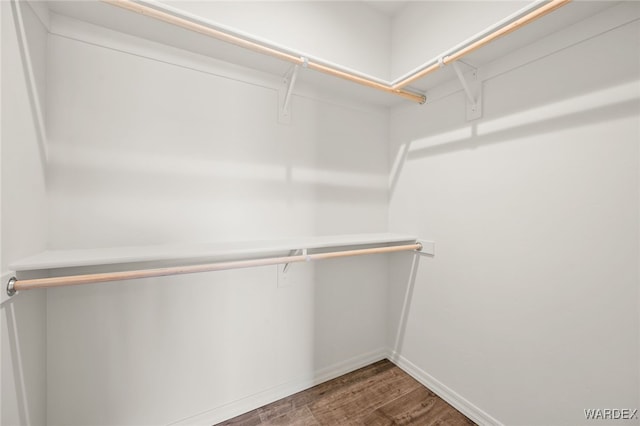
[47, 152, 388, 204]
[311, 254, 390, 373]
[388, 253, 421, 358]
[3, 300, 29, 425]
[1, 290, 46, 426]
[390, 80, 640, 198]
[9, 0, 48, 172]
[45, 152, 390, 248]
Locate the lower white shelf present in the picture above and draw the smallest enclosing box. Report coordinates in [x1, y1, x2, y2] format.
[10, 233, 424, 272]
[6, 233, 434, 295]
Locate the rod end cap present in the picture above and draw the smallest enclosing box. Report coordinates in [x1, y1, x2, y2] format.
[7, 277, 17, 297]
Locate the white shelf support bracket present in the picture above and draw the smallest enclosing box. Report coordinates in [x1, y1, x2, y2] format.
[452, 61, 482, 121]
[416, 240, 435, 256]
[278, 61, 303, 124]
[282, 249, 300, 274]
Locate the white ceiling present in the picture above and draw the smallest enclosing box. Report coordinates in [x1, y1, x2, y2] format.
[362, 1, 408, 17]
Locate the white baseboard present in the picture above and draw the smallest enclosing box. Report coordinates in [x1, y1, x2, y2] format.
[387, 350, 503, 426]
[169, 347, 501, 426]
[169, 348, 388, 426]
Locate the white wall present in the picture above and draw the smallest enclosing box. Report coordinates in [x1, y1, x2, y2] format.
[388, 12, 640, 426]
[44, 15, 390, 425]
[1, 1, 48, 425]
[162, 1, 392, 79]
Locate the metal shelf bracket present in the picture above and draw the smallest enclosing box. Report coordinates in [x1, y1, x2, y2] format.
[416, 240, 435, 256]
[278, 61, 303, 124]
[452, 61, 482, 121]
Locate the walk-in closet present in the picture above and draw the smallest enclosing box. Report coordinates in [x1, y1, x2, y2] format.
[2, 0, 639, 424]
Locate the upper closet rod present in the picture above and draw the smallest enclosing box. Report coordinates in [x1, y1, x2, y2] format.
[6, 242, 422, 295]
[101, 0, 427, 104]
[392, 0, 571, 90]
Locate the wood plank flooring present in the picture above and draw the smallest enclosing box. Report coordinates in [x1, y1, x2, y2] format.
[215, 359, 475, 426]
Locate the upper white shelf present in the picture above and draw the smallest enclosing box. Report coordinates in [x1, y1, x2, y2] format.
[10, 233, 419, 273]
[43, 0, 616, 107]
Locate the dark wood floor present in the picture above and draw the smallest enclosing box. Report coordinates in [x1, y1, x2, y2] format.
[216, 359, 475, 426]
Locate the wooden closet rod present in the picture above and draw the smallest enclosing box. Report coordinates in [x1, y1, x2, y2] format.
[392, 0, 571, 90]
[6, 243, 422, 294]
[101, 0, 426, 104]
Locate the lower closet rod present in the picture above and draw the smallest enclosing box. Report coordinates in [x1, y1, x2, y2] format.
[7, 242, 422, 295]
